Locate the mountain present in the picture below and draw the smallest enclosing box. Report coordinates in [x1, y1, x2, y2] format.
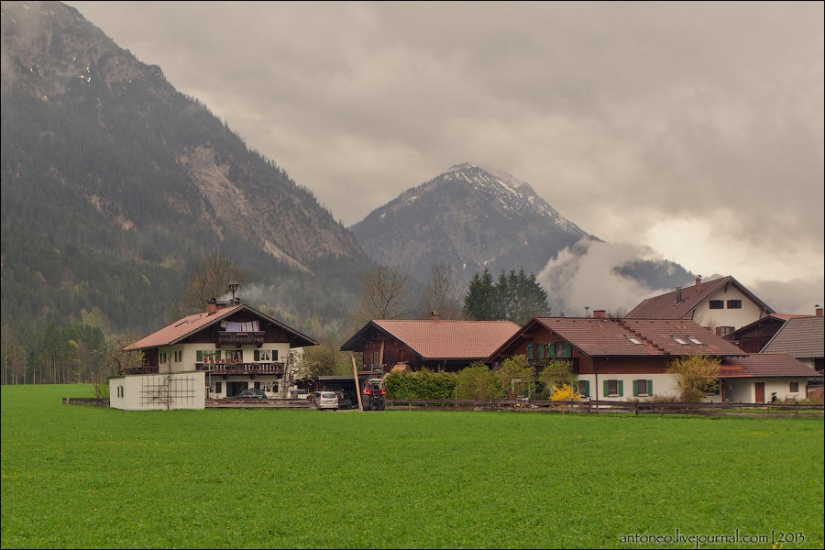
[350, 163, 696, 312]
[1, 0, 370, 344]
[351, 162, 596, 286]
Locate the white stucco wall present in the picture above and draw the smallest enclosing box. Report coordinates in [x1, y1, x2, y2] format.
[692, 286, 765, 331]
[109, 372, 205, 410]
[577, 373, 683, 401]
[722, 378, 807, 404]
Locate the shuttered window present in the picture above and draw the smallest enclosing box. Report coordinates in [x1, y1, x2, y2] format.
[633, 379, 653, 397]
[604, 379, 623, 397]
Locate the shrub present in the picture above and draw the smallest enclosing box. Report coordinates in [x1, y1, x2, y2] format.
[666, 354, 721, 402]
[550, 383, 581, 407]
[384, 369, 456, 399]
[455, 362, 503, 400]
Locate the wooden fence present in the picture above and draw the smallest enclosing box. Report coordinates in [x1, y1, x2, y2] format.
[385, 398, 824, 418]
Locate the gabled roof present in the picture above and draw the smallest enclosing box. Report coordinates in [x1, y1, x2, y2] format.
[340, 319, 520, 361]
[718, 354, 823, 379]
[125, 303, 318, 350]
[490, 317, 747, 359]
[626, 275, 775, 319]
[761, 316, 824, 357]
[725, 313, 808, 340]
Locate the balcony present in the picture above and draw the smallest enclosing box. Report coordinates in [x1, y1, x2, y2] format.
[216, 331, 265, 347]
[196, 362, 284, 376]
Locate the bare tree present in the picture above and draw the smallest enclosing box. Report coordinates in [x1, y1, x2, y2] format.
[350, 265, 411, 329]
[423, 263, 462, 319]
[174, 251, 250, 316]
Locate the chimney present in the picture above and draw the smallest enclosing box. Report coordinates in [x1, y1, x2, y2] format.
[593, 310, 606, 319]
[816, 305, 823, 317]
[675, 286, 683, 304]
[695, 275, 702, 286]
[206, 298, 218, 315]
[429, 310, 441, 321]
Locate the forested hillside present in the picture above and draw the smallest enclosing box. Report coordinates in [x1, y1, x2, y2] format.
[1, 1, 372, 382]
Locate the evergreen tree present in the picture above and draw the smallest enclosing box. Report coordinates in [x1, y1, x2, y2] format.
[462, 267, 550, 324]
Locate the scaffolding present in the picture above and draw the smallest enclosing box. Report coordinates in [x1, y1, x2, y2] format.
[140, 374, 199, 409]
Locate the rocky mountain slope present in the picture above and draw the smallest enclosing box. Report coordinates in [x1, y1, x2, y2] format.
[1, 0, 370, 342]
[351, 162, 597, 286]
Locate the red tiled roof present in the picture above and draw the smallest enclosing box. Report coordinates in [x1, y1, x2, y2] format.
[626, 275, 774, 319]
[342, 319, 520, 360]
[125, 303, 317, 350]
[493, 317, 747, 359]
[719, 354, 822, 379]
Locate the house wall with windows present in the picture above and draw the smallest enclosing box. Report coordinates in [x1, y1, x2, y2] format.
[575, 373, 681, 401]
[691, 286, 765, 335]
[722, 378, 808, 403]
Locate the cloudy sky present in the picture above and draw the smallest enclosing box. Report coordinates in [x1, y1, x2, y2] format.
[65, 1, 823, 314]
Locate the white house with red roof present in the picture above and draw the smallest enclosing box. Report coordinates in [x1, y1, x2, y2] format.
[489, 314, 820, 403]
[110, 296, 318, 410]
[626, 275, 775, 337]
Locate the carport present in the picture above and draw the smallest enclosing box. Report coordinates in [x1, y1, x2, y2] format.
[316, 375, 370, 409]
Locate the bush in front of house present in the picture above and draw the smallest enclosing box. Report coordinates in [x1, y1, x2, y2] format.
[384, 368, 456, 399]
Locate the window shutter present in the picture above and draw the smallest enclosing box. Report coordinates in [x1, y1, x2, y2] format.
[618, 380, 624, 397]
[579, 380, 590, 398]
[273, 350, 279, 361]
[564, 343, 572, 357]
[215, 350, 222, 361]
[527, 344, 534, 362]
[539, 344, 545, 360]
[647, 380, 653, 396]
[633, 380, 639, 397]
[254, 350, 260, 361]
[196, 350, 203, 362]
[549, 344, 556, 359]
[604, 380, 610, 397]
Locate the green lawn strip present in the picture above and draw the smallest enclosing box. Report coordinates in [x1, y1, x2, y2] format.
[2, 386, 823, 548]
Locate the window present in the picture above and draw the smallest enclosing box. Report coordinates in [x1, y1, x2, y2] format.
[716, 326, 735, 337]
[688, 337, 703, 345]
[727, 300, 742, 309]
[633, 379, 653, 397]
[254, 349, 278, 361]
[673, 337, 688, 345]
[215, 382, 222, 394]
[628, 337, 642, 345]
[575, 380, 590, 398]
[604, 379, 623, 397]
[254, 381, 261, 390]
[789, 382, 799, 393]
[548, 342, 572, 359]
[709, 300, 724, 309]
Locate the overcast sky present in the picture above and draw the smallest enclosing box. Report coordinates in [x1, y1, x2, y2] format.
[65, 1, 823, 314]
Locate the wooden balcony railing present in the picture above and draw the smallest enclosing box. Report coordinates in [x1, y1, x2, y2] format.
[196, 362, 284, 376]
[216, 331, 265, 347]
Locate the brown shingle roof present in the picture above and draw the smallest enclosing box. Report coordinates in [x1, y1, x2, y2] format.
[761, 316, 824, 357]
[719, 354, 822, 379]
[125, 303, 318, 350]
[492, 317, 747, 359]
[341, 319, 520, 360]
[626, 275, 774, 319]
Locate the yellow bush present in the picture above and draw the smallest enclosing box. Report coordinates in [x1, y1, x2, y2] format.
[550, 383, 581, 404]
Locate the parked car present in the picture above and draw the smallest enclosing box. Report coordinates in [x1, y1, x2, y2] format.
[311, 391, 339, 411]
[227, 388, 267, 399]
[295, 389, 310, 400]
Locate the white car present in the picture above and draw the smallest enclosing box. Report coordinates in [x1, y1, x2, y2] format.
[311, 391, 339, 411]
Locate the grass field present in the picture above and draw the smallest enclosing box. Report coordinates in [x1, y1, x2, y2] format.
[2, 385, 823, 549]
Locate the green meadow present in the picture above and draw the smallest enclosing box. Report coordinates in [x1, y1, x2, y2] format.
[1, 385, 823, 549]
